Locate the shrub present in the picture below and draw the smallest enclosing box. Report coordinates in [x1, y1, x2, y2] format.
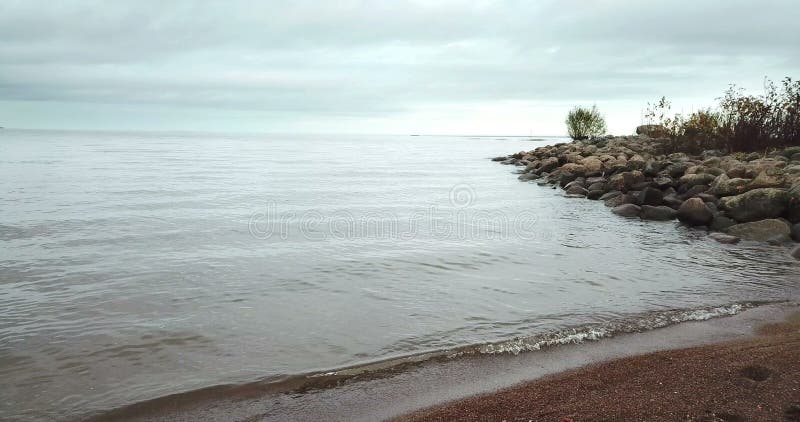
[646, 77, 800, 153]
[566, 106, 607, 140]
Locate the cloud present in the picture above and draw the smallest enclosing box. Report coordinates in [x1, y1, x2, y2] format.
[0, 0, 797, 133]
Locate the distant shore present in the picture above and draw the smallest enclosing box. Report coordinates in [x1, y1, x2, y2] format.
[397, 307, 800, 421]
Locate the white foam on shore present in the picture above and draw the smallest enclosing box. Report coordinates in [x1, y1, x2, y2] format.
[476, 303, 751, 355]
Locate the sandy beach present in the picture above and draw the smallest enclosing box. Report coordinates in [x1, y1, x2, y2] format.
[398, 311, 800, 422]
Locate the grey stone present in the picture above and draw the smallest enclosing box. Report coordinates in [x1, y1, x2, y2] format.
[725, 219, 792, 243]
[709, 233, 741, 244]
[677, 198, 714, 226]
[718, 188, 791, 223]
[640, 205, 677, 221]
[612, 204, 641, 217]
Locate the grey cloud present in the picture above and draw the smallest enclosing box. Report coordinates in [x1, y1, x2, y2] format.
[0, 0, 798, 130]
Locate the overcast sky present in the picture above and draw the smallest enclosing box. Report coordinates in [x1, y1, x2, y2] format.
[1, 0, 798, 135]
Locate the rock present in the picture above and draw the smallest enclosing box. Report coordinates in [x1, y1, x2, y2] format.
[787, 183, 800, 224]
[586, 176, 607, 185]
[604, 195, 627, 207]
[666, 162, 690, 178]
[558, 172, 578, 187]
[709, 232, 741, 244]
[653, 176, 674, 189]
[582, 157, 603, 173]
[565, 185, 589, 196]
[792, 246, 800, 260]
[640, 205, 677, 221]
[491, 156, 508, 162]
[679, 173, 716, 188]
[662, 194, 684, 209]
[726, 164, 748, 179]
[560, 163, 586, 177]
[518, 173, 540, 181]
[587, 190, 605, 200]
[604, 193, 636, 207]
[638, 187, 663, 206]
[538, 157, 560, 173]
[711, 174, 751, 197]
[608, 171, 644, 192]
[643, 160, 663, 177]
[696, 193, 718, 204]
[629, 154, 647, 170]
[748, 158, 785, 177]
[679, 184, 710, 200]
[702, 157, 722, 168]
[750, 168, 786, 189]
[631, 181, 656, 191]
[718, 188, 791, 223]
[599, 191, 622, 201]
[587, 182, 606, 192]
[677, 198, 714, 226]
[792, 223, 800, 242]
[685, 165, 708, 175]
[710, 215, 736, 231]
[612, 204, 641, 217]
[635, 124, 668, 137]
[725, 219, 792, 243]
[564, 180, 586, 190]
[783, 146, 800, 159]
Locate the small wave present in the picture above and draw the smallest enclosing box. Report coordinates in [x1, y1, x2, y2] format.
[474, 302, 753, 355]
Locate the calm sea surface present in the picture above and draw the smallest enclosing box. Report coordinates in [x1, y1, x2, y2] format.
[1, 129, 799, 420]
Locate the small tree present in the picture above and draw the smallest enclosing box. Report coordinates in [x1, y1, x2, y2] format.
[566, 106, 607, 140]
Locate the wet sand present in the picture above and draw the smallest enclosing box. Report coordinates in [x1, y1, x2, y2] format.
[86, 304, 798, 421]
[398, 310, 800, 422]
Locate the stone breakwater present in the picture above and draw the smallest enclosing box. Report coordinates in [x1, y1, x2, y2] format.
[493, 135, 800, 258]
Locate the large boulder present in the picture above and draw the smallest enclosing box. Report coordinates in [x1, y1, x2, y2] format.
[640, 205, 677, 221]
[786, 183, 800, 224]
[783, 146, 800, 159]
[638, 187, 664, 206]
[710, 174, 751, 197]
[538, 157, 560, 173]
[587, 190, 605, 200]
[718, 188, 791, 223]
[666, 162, 690, 178]
[749, 168, 786, 189]
[726, 163, 749, 179]
[677, 198, 714, 226]
[679, 173, 717, 188]
[607, 171, 644, 192]
[792, 246, 800, 260]
[612, 204, 641, 217]
[710, 214, 737, 231]
[725, 219, 792, 243]
[582, 157, 604, 173]
[599, 191, 622, 201]
[560, 163, 586, 177]
[565, 185, 589, 197]
[653, 176, 674, 189]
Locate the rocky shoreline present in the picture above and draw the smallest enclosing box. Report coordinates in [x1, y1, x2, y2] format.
[493, 133, 800, 258]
